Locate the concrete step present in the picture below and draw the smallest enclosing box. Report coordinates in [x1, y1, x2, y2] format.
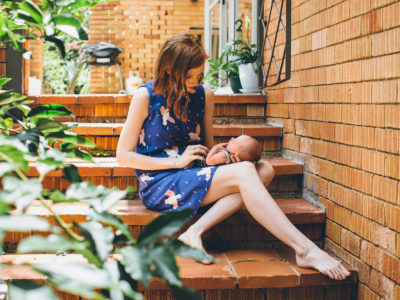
[4, 198, 320, 252]
[28, 94, 267, 123]
[0, 251, 356, 300]
[26, 156, 303, 196]
[68, 122, 282, 156]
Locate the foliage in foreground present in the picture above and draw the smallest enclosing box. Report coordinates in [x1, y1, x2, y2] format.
[0, 78, 214, 299]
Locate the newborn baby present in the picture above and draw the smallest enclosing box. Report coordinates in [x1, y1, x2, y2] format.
[193, 135, 262, 167]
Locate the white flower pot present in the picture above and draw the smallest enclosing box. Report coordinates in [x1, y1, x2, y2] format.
[238, 63, 259, 90]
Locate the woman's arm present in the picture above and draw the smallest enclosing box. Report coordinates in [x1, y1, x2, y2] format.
[202, 86, 215, 149]
[116, 87, 206, 170]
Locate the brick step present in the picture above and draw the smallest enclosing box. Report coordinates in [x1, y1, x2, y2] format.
[70, 122, 282, 156]
[26, 156, 303, 196]
[28, 94, 267, 123]
[0, 251, 356, 300]
[4, 198, 320, 252]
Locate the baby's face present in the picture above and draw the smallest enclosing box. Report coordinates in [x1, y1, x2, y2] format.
[225, 135, 249, 154]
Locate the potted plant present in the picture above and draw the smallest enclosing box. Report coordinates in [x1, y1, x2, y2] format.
[204, 44, 243, 93]
[231, 40, 259, 90]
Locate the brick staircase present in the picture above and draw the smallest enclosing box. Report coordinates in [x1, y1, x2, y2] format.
[1, 94, 357, 299]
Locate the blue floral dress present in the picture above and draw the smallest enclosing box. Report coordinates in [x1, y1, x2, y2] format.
[134, 80, 218, 217]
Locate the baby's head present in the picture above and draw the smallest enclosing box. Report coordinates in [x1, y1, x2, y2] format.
[226, 135, 262, 162]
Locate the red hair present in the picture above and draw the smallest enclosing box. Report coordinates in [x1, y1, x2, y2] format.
[153, 32, 207, 122]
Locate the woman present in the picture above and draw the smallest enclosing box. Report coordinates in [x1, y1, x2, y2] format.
[116, 32, 350, 280]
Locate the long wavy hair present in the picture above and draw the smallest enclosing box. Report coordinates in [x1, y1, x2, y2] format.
[153, 32, 207, 122]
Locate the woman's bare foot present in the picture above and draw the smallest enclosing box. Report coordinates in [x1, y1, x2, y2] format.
[178, 228, 213, 264]
[295, 244, 351, 280]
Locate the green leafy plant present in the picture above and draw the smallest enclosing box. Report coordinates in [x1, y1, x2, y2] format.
[1, 1, 215, 298]
[0, 78, 214, 299]
[205, 17, 259, 90]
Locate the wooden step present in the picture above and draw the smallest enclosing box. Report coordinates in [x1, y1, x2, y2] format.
[0, 251, 356, 300]
[28, 94, 267, 123]
[69, 123, 282, 156]
[26, 156, 302, 196]
[4, 198, 320, 251]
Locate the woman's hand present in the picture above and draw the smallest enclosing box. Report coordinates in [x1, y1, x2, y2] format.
[175, 144, 209, 168]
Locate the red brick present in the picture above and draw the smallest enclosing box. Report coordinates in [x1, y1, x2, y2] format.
[342, 104, 362, 125]
[372, 175, 398, 203]
[361, 10, 383, 35]
[325, 104, 342, 122]
[335, 124, 353, 145]
[341, 228, 361, 256]
[362, 195, 385, 225]
[385, 154, 400, 180]
[351, 82, 372, 103]
[382, 251, 400, 282]
[353, 126, 375, 148]
[333, 205, 352, 228]
[370, 222, 396, 254]
[384, 105, 400, 128]
[320, 123, 336, 142]
[361, 105, 385, 127]
[372, 80, 397, 103]
[371, 31, 386, 56]
[77, 95, 115, 104]
[283, 134, 300, 151]
[368, 268, 395, 299]
[325, 220, 341, 244]
[358, 283, 380, 300]
[343, 188, 363, 215]
[375, 128, 399, 154]
[38, 95, 77, 104]
[350, 213, 371, 240]
[385, 203, 400, 232]
[340, 144, 362, 169]
[360, 240, 382, 270]
[361, 149, 385, 176]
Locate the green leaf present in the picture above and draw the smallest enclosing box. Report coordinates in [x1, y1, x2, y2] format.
[149, 244, 181, 286]
[0, 176, 42, 211]
[34, 118, 73, 133]
[64, 147, 95, 163]
[18, 0, 43, 24]
[137, 209, 192, 246]
[44, 36, 66, 57]
[63, 164, 82, 183]
[0, 215, 50, 232]
[9, 280, 58, 300]
[14, 128, 41, 153]
[18, 234, 85, 253]
[55, 24, 80, 39]
[35, 148, 67, 178]
[47, 189, 79, 203]
[162, 239, 217, 264]
[52, 15, 81, 28]
[33, 263, 111, 299]
[90, 189, 127, 213]
[0, 77, 12, 88]
[28, 104, 73, 118]
[0, 139, 30, 171]
[78, 27, 88, 40]
[118, 246, 152, 287]
[65, 181, 105, 199]
[45, 131, 96, 147]
[104, 260, 144, 300]
[90, 210, 135, 243]
[0, 91, 26, 106]
[78, 221, 114, 263]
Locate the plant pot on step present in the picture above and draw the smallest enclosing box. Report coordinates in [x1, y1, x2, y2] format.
[238, 63, 258, 90]
[228, 75, 242, 94]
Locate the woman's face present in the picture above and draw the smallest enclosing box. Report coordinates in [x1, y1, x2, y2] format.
[185, 63, 205, 94]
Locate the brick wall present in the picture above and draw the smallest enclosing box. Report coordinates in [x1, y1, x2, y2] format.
[0, 47, 6, 76]
[264, 1, 400, 299]
[88, 0, 205, 94]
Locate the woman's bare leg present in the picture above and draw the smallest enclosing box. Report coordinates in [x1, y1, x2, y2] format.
[178, 160, 274, 251]
[180, 161, 350, 280]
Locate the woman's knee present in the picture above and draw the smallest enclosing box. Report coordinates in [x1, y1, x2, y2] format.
[256, 160, 275, 187]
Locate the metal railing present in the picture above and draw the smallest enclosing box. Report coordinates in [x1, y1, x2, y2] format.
[259, 0, 291, 87]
